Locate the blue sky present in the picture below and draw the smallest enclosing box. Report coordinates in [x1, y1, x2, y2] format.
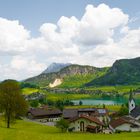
[0, 0, 140, 36]
[0, 0, 140, 80]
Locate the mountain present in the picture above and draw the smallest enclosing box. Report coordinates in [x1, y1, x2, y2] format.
[42, 63, 71, 74]
[24, 64, 108, 87]
[24, 57, 140, 88]
[86, 57, 140, 86]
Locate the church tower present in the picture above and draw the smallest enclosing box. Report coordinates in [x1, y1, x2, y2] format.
[129, 91, 136, 114]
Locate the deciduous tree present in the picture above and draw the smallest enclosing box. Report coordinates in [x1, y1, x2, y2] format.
[0, 80, 28, 128]
[56, 118, 69, 132]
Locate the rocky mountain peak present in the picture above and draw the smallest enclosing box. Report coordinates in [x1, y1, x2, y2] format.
[42, 62, 71, 74]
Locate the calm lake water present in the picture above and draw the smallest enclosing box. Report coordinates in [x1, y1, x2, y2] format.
[72, 99, 127, 105]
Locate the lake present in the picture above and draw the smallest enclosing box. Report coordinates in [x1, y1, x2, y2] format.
[72, 99, 127, 105]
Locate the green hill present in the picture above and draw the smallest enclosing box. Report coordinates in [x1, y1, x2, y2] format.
[24, 57, 140, 88]
[86, 57, 140, 86]
[59, 70, 107, 88]
[24, 64, 108, 87]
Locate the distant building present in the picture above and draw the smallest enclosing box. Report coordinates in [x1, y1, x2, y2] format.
[109, 116, 140, 132]
[129, 92, 140, 120]
[24, 92, 46, 101]
[28, 108, 62, 123]
[63, 108, 110, 125]
[129, 92, 136, 114]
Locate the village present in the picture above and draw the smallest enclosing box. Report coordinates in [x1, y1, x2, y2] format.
[27, 92, 140, 134]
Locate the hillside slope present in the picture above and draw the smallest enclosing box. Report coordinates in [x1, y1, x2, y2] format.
[86, 57, 140, 86]
[24, 64, 108, 87]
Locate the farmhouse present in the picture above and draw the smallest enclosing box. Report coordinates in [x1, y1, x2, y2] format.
[63, 109, 78, 119]
[27, 107, 110, 133]
[28, 107, 110, 127]
[28, 108, 62, 123]
[109, 116, 140, 132]
[69, 115, 104, 133]
[63, 108, 110, 125]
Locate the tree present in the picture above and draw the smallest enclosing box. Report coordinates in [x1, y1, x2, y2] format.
[30, 100, 39, 107]
[47, 100, 54, 106]
[56, 118, 69, 132]
[79, 100, 83, 106]
[55, 100, 64, 111]
[103, 104, 105, 109]
[0, 80, 28, 128]
[118, 104, 129, 116]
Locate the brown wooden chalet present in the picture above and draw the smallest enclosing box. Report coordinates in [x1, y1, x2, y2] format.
[28, 108, 62, 119]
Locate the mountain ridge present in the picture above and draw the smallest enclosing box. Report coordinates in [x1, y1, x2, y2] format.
[86, 57, 140, 86]
[24, 64, 108, 87]
[42, 63, 71, 74]
[24, 57, 140, 88]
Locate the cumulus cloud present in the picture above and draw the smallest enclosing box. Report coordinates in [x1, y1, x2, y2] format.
[75, 4, 128, 46]
[0, 17, 30, 55]
[0, 3, 140, 80]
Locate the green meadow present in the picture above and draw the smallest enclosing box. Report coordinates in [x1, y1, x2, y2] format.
[86, 85, 140, 93]
[22, 88, 39, 95]
[65, 105, 121, 111]
[45, 92, 95, 101]
[0, 120, 140, 140]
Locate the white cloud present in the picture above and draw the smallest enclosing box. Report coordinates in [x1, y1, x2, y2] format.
[75, 4, 128, 46]
[0, 17, 30, 55]
[0, 3, 140, 80]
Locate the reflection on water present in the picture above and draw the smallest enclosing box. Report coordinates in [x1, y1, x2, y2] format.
[72, 99, 127, 105]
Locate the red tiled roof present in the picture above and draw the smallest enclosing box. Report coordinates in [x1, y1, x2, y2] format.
[70, 115, 104, 126]
[110, 116, 138, 129]
[29, 108, 62, 117]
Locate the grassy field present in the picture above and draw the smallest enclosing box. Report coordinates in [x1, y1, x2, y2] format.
[44, 92, 100, 101]
[86, 85, 140, 93]
[59, 74, 101, 88]
[22, 84, 140, 96]
[0, 119, 140, 140]
[22, 88, 39, 95]
[66, 105, 121, 111]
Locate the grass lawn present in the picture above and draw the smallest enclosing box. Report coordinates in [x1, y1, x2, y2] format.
[0, 120, 140, 140]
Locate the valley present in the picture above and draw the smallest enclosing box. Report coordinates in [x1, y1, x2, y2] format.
[1, 57, 140, 138]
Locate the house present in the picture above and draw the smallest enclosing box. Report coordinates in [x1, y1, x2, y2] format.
[63, 108, 110, 125]
[69, 115, 104, 133]
[27, 107, 110, 132]
[24, 92, 46, 101]
[129, 92, 140, 120]
[109, 116, 140, 132]
[63, 109, 78, 119]
[63, 108, 110, 133]
[130, 106, 140, 120]
[28, 108, 62, 123]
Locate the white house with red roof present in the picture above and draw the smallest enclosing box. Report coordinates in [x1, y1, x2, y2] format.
[69, 115, 104, 133]
[109, 116, 140, 132]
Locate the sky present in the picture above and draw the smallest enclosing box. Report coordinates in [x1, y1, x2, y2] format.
[0, 0, 140, 80]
